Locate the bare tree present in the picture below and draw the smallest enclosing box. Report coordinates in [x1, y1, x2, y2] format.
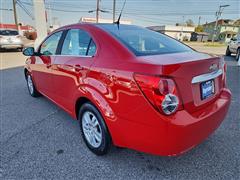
[186, 19, 194, 27]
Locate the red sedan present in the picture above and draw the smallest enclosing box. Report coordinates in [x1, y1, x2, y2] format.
[23, 23, 231, 156]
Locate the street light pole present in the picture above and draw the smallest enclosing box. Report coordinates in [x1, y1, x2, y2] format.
[211, 5, 230, 42]
[113, 0, 116, 23]
[12, 0, 18, 32]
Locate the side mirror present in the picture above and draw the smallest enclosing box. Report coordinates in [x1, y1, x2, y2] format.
[23, 47, 36, 56]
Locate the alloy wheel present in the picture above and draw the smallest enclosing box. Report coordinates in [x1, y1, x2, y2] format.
[82, 111, 103, 148]
[27, 75, 34, 95]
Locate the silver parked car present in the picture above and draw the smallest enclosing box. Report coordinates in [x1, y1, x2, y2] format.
[0, 29, 24, 51]
[226, 33, 240, 61]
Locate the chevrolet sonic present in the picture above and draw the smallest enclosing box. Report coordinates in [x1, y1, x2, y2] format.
[23, 23, 231, 156]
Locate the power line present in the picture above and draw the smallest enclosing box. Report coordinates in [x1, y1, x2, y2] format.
[16, 0, 34, 20]
[16, 0, 239, 27]
[0, 8, 13, 11]
[99, 6, 239, 16]
[19, 2, 239, 16]
[110, 9, 239, 16]
[21, 0, 95, 9]
[20, 1, 92, 13]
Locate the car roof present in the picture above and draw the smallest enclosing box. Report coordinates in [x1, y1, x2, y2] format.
[58, 23, 143, 32]
[94, 23, 143, 31]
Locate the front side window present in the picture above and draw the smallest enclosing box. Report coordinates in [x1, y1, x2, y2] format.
[40, 31, 63, 55]
[61, 29, 96, 56]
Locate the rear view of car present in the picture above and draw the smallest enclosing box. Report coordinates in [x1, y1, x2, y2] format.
[100, 25, 231, 155]
[0, 29, 24, 51]
[23, 23, 231, 156]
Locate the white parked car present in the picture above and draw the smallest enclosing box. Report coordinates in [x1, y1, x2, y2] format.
[0, 29, 24, 51]
[226, 34, 240, 61]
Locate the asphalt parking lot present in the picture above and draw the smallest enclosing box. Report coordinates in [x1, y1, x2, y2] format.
[0, 51, 239, 179]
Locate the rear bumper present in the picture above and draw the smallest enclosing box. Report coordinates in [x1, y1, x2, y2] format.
[164, 88, 231, 156]
[112, 88, 231, 156]
[0, 44, 23, 49]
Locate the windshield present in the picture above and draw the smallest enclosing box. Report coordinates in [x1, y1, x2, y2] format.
[97, 24, 193, 56]
[0, 30, 19, 36]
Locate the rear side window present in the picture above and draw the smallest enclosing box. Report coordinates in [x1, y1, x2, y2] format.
[61, 29, 96, 56]
[87, 39, 97, 56]
[40, 31, 63, 55]
[0, 30, 18, 36]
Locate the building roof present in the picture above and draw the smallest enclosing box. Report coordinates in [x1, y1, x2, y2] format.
[79, 17, 132, 24]
[193, 32, 209, 35]
[147, 25, 195, 32]
[220, 31, 237, 35]
[204, 19, 240, 27]
[233, 19, 240, 26]
[0, 23, 34, 31]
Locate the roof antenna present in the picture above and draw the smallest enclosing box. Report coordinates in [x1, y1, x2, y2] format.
[114, 0, 127, 29]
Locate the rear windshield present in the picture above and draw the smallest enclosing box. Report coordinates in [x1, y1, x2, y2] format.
[0, 30, 19, 36]
[98, 25, 193, 56]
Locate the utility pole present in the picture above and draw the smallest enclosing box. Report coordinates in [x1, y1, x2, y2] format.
[48, 3, 53, 27]
[33, 0, 48, 50]
[113, 0, 116, 23]
[96, 0, 100, 23]
[212, 4, 230, 42]
[198, 16, 201, 26]
[12, 0, 18, 32]
[180, 16, 185, 41]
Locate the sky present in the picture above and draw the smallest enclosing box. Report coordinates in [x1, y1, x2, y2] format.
[0, 0, 239, 27]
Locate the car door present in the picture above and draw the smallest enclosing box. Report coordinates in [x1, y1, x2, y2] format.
[51, 28, 97, 113]
[32, 31, 63, 98]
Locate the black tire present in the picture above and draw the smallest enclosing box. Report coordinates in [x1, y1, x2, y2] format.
[78, 102, 112, 155]
[225, 46, 231, 56]
[26, 72, 41, 97]
[236, 48, 240, 61]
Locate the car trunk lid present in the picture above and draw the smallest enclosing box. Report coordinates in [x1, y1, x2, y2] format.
[137, 51, 225, 113]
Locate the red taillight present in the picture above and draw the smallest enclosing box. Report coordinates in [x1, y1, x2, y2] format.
[134, 73, 183, 115]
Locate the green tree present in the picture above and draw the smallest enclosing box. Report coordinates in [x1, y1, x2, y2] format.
[195, 25, 204, 32]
